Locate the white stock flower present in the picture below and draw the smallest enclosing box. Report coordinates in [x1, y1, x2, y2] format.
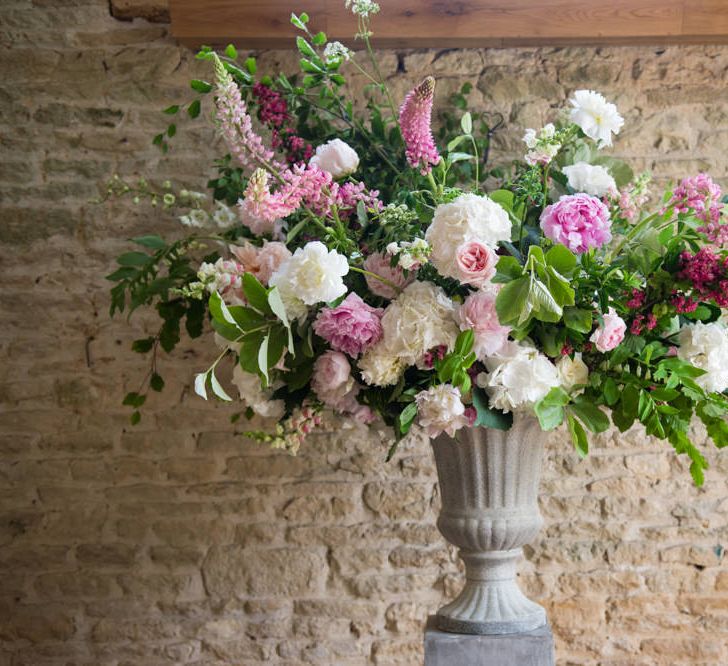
[677, 322, 728, 393]
[556, 352, 589, 393]
[415, 384, 469, 438]
[269, 241, 349, 307]
[309, 138, 360, 179]
[563, 162, 617, 197]
[479, 341, 560, 413]
[425, 193, 511, 281]
[569, 90, 624, 148]
[232, 365, 285, 419]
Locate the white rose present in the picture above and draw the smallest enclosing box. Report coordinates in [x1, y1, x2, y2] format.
[480, 341, 560, 412]
[232, 365, 285, 419]
[569, 89, 624, 148]
[556, 352, 589, 393]
[309, 138, 360, 179]
[269, 241, 349, 307]
[563, 162, 617, 198]
[677, 322, 728, 393]
[415, 384, 469, 438]
[425, 193, 511, 281]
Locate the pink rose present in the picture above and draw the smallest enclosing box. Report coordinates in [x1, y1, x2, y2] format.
[362, 252, 415, 300]
[313, 293, 383, 357]
[455, 240, 498, 287]
[311, 350, 354, 408]
[458, 288, 511, 359]
[589, 307, 626, 352]
[540, 193, 612, 254]
[257, 241, 292, 285]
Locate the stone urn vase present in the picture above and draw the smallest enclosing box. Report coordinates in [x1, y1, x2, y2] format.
[431, 414, 547, 635]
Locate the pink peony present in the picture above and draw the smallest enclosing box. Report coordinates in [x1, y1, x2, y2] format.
[458, 288, 511, 359]
[540, 194, 612, 254]
[313, 293, 384, 357]
[455, 240, 498, 287]
[399, 77, 441, 175]
[257, 242, 292, 285]
[362, 252, 416, 300]
[311, 350, 354, 409]
[589, 307, 626, 352]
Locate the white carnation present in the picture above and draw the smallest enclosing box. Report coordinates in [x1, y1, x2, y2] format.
[309, 138, 360, 179]
[232, 365, 285, 419]
[415, 384, 469, 438]
[425, 193, 511, 281]
[556, 352, 589, 393]
[479, 341, 560, 413]
[562, 162, 617, 197]
[677, 322, 728, 393]
[569, 89, 624, 148]
[269, 241, 349, 307]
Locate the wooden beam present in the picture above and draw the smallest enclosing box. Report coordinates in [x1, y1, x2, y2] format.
[169, 0, 728, 48]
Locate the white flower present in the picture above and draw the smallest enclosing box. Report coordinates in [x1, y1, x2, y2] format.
[232, 365, 285, 419]
[563, 162, 617, 197]
[569, 90, 624, 148]
[556, 353, 589, 393]
[358, 345, 406, 387]
[197, 258, 245, 305]
[345, 0, 380, 17]
[212, 201, 238, 228]
[678, 322, 728, 393]
[479, 341, 560, 413]
[309, 138, 360, 179]
[415, 384, 469, 438]
[179, 208, 208, 228]
[425, 193, 511, 281]
[269, 241, 349, 307]
[386, 238, 431, 269]
[522, 124, 560, 166]
[323, 41, 351, 64]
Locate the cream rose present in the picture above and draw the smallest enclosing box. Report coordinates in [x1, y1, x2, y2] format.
[309, 138, 360, 178]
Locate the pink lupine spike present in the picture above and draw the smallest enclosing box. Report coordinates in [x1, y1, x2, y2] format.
[399, 76, 441, 175]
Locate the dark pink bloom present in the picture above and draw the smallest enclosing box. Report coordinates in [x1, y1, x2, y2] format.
[670, 173, 725, 243]
[313, 293, 384, 358]
[540, 194, 612, 254]
[399, 77, 441, 175]
[626, 289, 646, 309]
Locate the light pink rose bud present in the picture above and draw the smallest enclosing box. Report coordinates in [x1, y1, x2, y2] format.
[455, 240, 498, 287]
[589, 307, 626, 352]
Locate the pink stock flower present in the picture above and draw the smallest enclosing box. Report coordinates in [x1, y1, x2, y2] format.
[455, 240, 498, 287]
[458, 288, 511, 359]
[313, 293, 384, 357]
[589, 307, 626, 352]
[362, 253, 416, 300]
[399, 77, 441, 175]
[540, 194, 612, 254]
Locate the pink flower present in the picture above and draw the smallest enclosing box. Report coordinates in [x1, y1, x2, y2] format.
[455, 240, 498, 287]
[257, 242, 292, 285]
[670, 174, 727, 245]
[589, 307, 626, 352]
[399, 77, 441, 175]
[458, 288, 511, 359]
[362, 253, 415, 300]
[540, 194, 612, 254]
[311, 350, 354, 409]
[313, 293, 384, 358]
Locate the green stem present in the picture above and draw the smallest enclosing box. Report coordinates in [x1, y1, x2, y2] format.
[349, 265, 402, 294]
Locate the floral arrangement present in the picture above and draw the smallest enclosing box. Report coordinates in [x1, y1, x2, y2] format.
[107, 3, 728, 484]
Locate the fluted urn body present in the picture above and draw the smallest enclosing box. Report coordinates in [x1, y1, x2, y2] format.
[431, 414, 547, 635]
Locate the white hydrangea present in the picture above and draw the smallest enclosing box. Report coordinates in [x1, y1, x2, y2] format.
[269, 241, 349, 307]
[415, 384, 469, 438]
[309, 138, 360, 179]
[478, 341, 560, 413]
[569, 90, 624, 148]
[232, 365, 285, 419]
[677, 322, 728, 393]
[562, 162, 617, 197]
[556, 352, 589, 393]
[358, 345, 406, 387]
[425, 193, 511, 281]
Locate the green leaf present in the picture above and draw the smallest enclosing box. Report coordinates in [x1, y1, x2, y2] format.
[123, 392, 146, 408]
[454, 329, 474, 356]
[166, 123, 176, 137]
[130, 411, 141, 425]
[493, 256, 523, 283]
[187, 99, 201, 119]
[258, 333, 270, 385]
[224, 43, 238, 59]
[471, 386, 513, 431]
[496, 276, 531, 326]
[190, 79, 213, 93]
[488, 189, 515, 212]
[447, 151, 473, 164]
[210, 370, 232, 401]
[570, 400, 610, 433]
[534, 386, 570, 431]
[243, 273, 272, 314]
[209, 291, 239, 327]
[313, 31, 327, 45]
[296, 36, 317, 58]
[106, 266, 137, 281]
[460, 111, 473, 135]
[150, 373, 165, 392]
[163, 105, 179, 115]
[117, 251, 151, 267]
[603, 377, 620, 406]
[131, 337, 155, 353]
[447, 135, 466, 152]
[563, 307, 592, 334]
[211, 318, 242, 341]
[544, 266, 575, 308]
[530, 278, 562, 323]
[545, 245, 577, 276]
[194, 372, 209, 400]
[567, 413, 589, 458]
[397, 402, 418, 437]
[268, 286, 294, 352]
[131, 234, 166, 250]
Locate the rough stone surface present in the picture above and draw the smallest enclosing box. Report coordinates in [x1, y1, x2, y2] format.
[1, 1, 728, 665]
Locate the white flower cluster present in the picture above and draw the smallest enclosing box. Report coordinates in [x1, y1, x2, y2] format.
[569, 89, 624, 148]
[180, 201, 237, 229]
[345, 0, 380, 17]
[563, 162, 617, 198]
[425, 193, 511, 282]
[678, 322, 728, 393]
[323, 41, 352, 65]
[386, 238, 430, 269]
[522, 123, 560, 166]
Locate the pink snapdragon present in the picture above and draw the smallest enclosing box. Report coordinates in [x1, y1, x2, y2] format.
[399, 77, 441, 175]
[589, 307, 626, 352]
[458, 288, 511, 359]
[540, 194, 612, 254]
[313, 293, 384, 358]
[362, 252, 416, 299]
[455, 240, 498, 287]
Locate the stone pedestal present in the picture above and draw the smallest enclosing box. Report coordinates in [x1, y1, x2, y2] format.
[424, 616, 555, 666]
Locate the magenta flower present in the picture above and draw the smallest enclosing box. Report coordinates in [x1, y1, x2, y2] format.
[399, 77, 441, 175]
[670, 173, 727, 245]
[540, 194, 612, 254]
[313, 293, 384, 358]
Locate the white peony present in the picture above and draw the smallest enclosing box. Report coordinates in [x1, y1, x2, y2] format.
[232, 365, 285, 419]
[569, 90, 624, 148]
[478, 341, 560, 412]
[269, 241, 349, 307]
[562, 162, 617, 197]
[556, 352, 589, 393]
[358, 345, 406, 387]
[677, 322, 728, 393]
[425, 193, 511, 281]
[309, 138, 360, 179]
[415, 384, 469, 437]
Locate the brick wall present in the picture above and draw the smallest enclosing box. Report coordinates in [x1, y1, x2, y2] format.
[1, 1, 728, 664]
